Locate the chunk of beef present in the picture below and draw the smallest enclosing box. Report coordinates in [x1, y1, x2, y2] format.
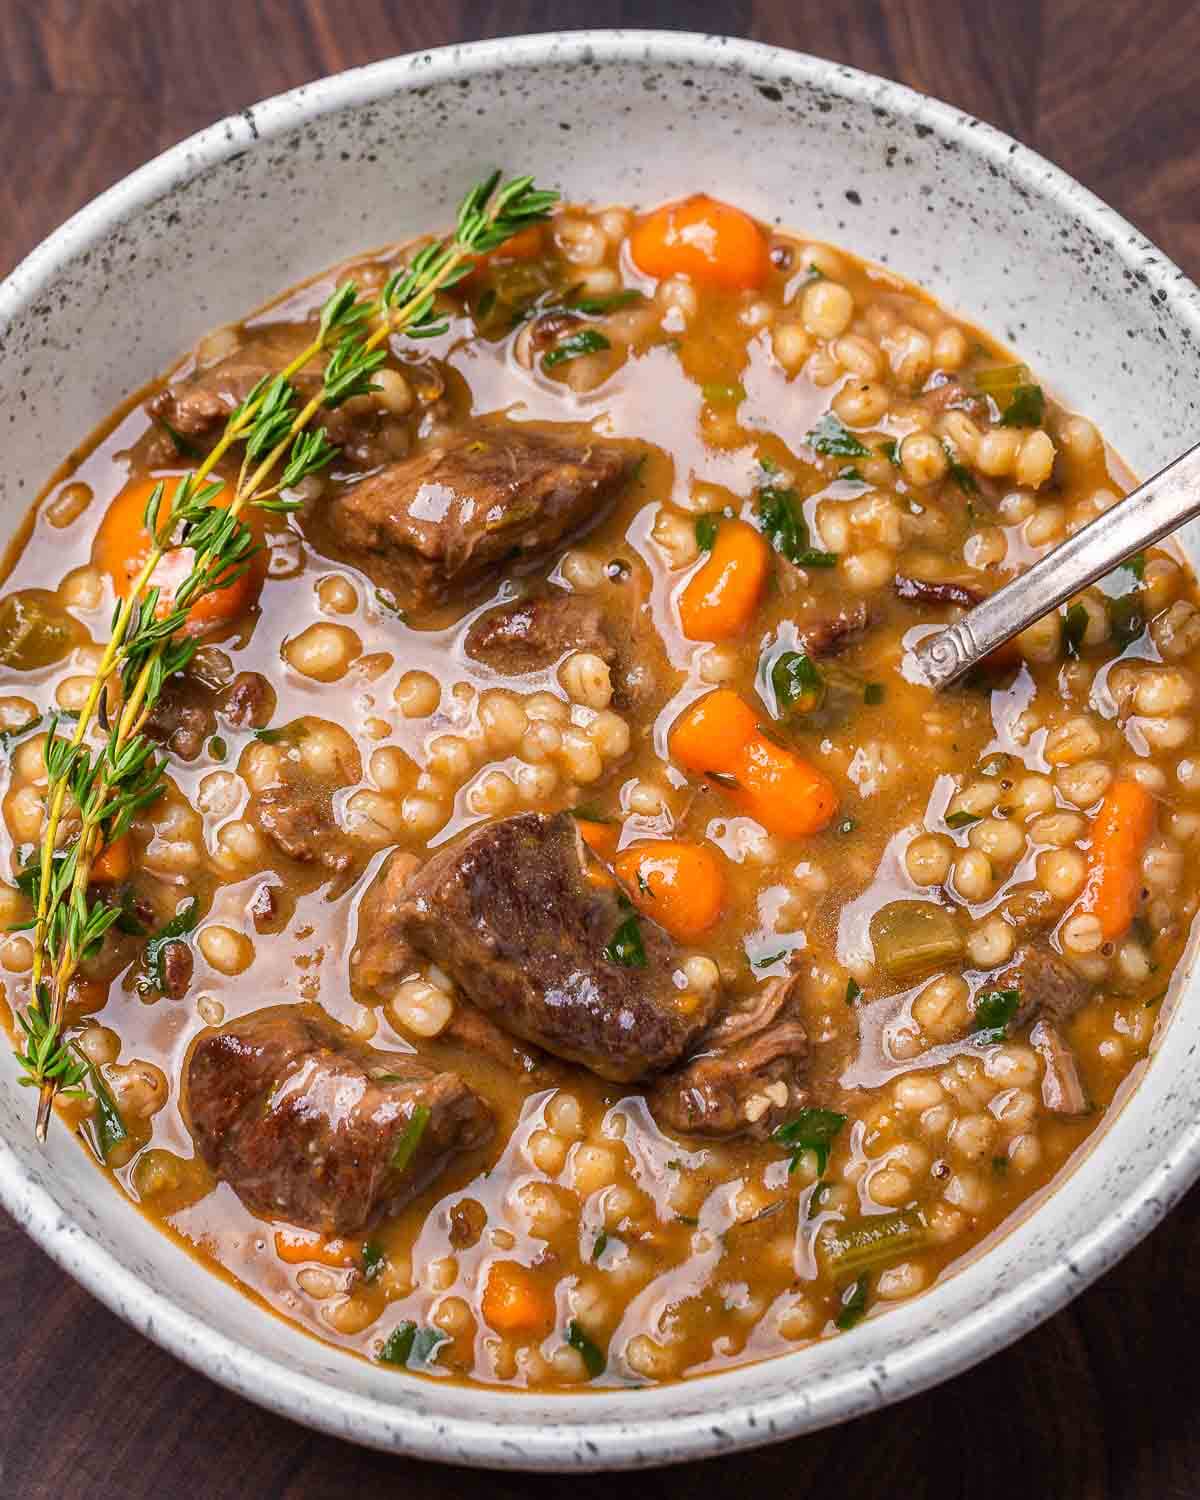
[146, 325, 405, 472]
[185, 1003, 493, 1235]
[1001, 939, 1094, 1029]
[145, 673, 216, 761]
[330, 425, 635, 612]
[648, 970, 809, 1139]
[218, 671, 276, 730]
[1030, 1019, 1090, 1117]
[350, 850, 421, 996]
[998, 939, 1095, 1115]
[391, 811, 717, 1081]
[253, 782, 357, 875]
[796, 602, 872, 658]
[159, 940, 194, 1001]
[920, 373, 988, 420]
[465, 590, 614, 675]
[894, 573, 987, 609]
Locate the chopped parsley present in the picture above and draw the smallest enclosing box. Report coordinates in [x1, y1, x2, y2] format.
[1063, 601, 1089, 657]
[142, 898, 199, 992]
[845, 978, 863, 1006]
[773, 1107, 847, 1175]
[565, 1319, 606, 1378]
[771, 650, 824, 714]
[835, 1276, 870, 1331]
[757, 484, 836, 568]
[878, 438, 900, 467]
[208, 735, 228, 762]
[942, 442, 979, 494]
[807, 413, 869, 458]
[592, 1230, 608, 1261]
[973, 987, 1020, 1041]
[390, 1104, 430, 1173]
[603, 904, 647, 968]
[542, 328, 611, 369]
[863, 682, 885, 706]
[362, 1242, 387, 1282]
[945, 809, 982, 830]
[569, 288, 645, 315]
[695, 513, 720, 551]
[377, 1321, 446, 1368]
[998, 384, 1045, 428]
[569, 803, 614, 824]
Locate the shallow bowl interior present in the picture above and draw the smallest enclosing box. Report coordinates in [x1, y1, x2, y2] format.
[2, 29, 1199, 1471]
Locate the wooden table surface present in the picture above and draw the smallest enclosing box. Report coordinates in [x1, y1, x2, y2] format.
[2, 2, 1198, 1494]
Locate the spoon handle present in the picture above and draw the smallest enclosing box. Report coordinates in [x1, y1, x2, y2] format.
[915, 438, 1200, 690]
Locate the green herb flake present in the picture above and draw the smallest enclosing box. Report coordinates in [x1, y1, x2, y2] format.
[0, 712, 42, 751]
[1063, 601, 1089, 658]
[603, 901, 647, 968]
[845, 978, 863, 1006]
[542, 328, 611, 369]
[772, 650, 824, 714]
[568, 803, 614, 824]
[208, 735, 228, 762]
[973, 987, 1020, 1040]
[863, 682, 885, 706]
[752, 950, 788, 969]
[838, 465, 865, 483]
[695, 514, 720, 551]
[362, 1242, 387, 1282]
[566, 1320, 606, 1377]
[1123, 552, 1146, 581]
[942, 442, 979, 495]
[773, 1107, 848, 1176]
[390, 1103, 431, 1173]
[835, 1275, 870, 1331]
[142, 898, 200, 992]
[992, 1155, 1009, 1175]
[807, 412, 870, 459]
[570, 288, 646, 315]
[878, 439, 900, 467]
[592, 1230, 608, 1261]
[377, 1320, 446, 1368]
[999, 384, 1045, 428]
[945, 809, 982, 830]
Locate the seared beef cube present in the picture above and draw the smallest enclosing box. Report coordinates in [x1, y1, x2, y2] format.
[465, 589, 615, 675]
[331, 425, 634, 612]
[350, 849, 421, 995]
[147, 325, 403, 471]
[392, 811, 717, 1081]
[997, 939, 1095, 1114]
[649, 970, 809, 1139]
[145, 672, 216, 761]
[254, 782, 356, 874]
[795, 602, 872, 658]
[894, 573, 987, 609]
[185, 1004, 493, 1235]
[218, 670, 276, 730]
[1001, 939, 1094, 1029]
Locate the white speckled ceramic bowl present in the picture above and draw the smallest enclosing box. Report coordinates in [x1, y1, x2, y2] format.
[2, 29, 1199, 1471]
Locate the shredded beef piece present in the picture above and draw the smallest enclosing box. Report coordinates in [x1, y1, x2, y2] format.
[145, 673, 216, 761]
[795, 602, 873, 658]
[894, 573, 987, 609]
[185, 1003, 492, 1235]
[648, 970, 810, 1139]
[218, 671, 276, 730]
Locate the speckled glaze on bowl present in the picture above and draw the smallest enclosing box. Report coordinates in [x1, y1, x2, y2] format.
[2, 29, 1199, 1472]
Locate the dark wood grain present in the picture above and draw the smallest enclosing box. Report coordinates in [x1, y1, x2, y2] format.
[1, 2, 1198, 1494]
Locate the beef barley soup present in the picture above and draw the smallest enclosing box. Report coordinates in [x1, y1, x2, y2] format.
[0, 183, 1193, 1389]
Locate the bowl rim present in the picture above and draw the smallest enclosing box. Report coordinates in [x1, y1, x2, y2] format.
[3, 26, 1200, 1471]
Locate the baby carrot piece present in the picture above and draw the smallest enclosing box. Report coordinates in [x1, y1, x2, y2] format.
[615, 840, 726, 940]
[678, 518, 771, 641]
[273, 1229, 360, 1268]
[575, 818, 620, 861]
[670, 689, 839, 839]
[481, 1261, 555, 1337]
[90, 833, 131, 885]
[93, 476, 265, 637]
[629, 194, 769, 291]
[1077, 779, 1156, 940]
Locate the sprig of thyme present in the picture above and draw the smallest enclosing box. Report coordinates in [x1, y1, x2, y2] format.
[19, 169, 558, 1139]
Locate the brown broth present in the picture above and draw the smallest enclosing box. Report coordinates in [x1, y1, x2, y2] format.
[0, 199, 1192, 1389]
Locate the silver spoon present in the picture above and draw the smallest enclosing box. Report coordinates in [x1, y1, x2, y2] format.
[914, 440, 1200, 690]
